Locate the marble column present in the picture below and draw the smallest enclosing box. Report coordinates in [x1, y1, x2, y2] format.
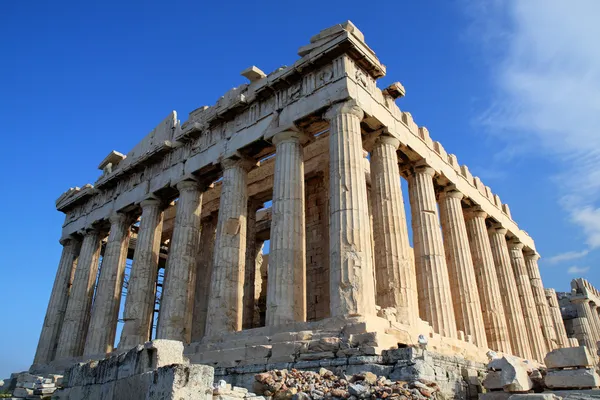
[191, 215, 217, 342]
[407, 164, 457, 338]
[508, 239, 547, 361]
[438, 187, 487, 347]
[588, 303, 600, 348]
[370, 135, 418, 326]
[572, 299, 597, 352]
[33, 237, 81, 364]
[267, 130, 307, 325]
[118, 198, 164, 349]
[324, 100, 376, 317]
[205, 157, 253, 336]
[55, 228, 104, 359]
[488, 226, 531, 359]
[524, 250, 557, 351]
[243, 201, 262, 329]
[545, 288, 569, 348]
[464, 208, 511, 353]
[156, 180, 203, 342]
[84, 213, 132, 356]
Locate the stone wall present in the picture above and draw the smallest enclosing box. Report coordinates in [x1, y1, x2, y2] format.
[54, 340, 213, 400]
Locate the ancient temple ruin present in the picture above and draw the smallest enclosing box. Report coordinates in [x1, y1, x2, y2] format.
[32, 21, 575, 382]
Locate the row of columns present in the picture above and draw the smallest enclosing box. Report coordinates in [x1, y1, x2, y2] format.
[34, 99, 565, 366]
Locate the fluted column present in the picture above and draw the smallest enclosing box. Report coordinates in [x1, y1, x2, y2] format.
[55, 229, 104, 359]
[572, 299, 597, 352]
[84, 213, 132, 356]
[407, 164, 457, 338]
[324, 100, 376, 317]
[370, 135, 418, 326]
[438, 187, 487, 347]
[588, 303, 600, 348]
[243, 201, 262, 329]
[157, 180, 203, 342]
[488, 226, 531, 359]
[524, 250, 557, 351]
[205, 158, 253, 336]
[464, 208, 511, 353]
[118, 198, 164, 349]
[33, 237, 81, 364]
[191, 215, 217, 342]
[508, 239, 546, 361]
[267, 130, 307, 325]
[545, 288, 569, 348]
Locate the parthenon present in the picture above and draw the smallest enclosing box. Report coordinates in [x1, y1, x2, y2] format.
[31, 21, 581, 380]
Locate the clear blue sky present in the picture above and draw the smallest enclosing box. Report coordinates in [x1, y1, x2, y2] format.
[1, 0, 599, 377]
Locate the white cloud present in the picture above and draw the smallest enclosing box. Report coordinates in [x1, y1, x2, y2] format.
[545, 250, 589, 265]
[567, 266, 590, 275]
[466, 0, 600, 251]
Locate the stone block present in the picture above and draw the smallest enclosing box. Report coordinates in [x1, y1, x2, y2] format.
[113, 371, 153, 400]
[545, 368, 600, 389]
[479, 393, 511, 400]
[145, 339, 185, 369]
[544, 346, 595, 369]
[483, 357, 532, 392]
[116, 344, 147, 379]
[146, 364, 214, 400]
[13, 387, 33, 397]
[298, 351, 335, 361]
[270, 342, 301, 359]
[508, 394, 561, 400]
[95, 354, 119, 384]
[245, 345, 271, 359]
[307, 337, 340, 352]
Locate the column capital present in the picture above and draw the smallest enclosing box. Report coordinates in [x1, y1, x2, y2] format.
[487, 224, 507, 236]
[464, 206, 488, 220]
[571, 297, 591, 305]
[439, 185, 464, 200]
[272, 129, 309, 146]
[221, 155, 256, 172]
[403, 161, 435, 178]
[523, 249, 541, 261]
[140, 195, 164, 209]
[59, 234, 81, 246]
[373, 134, 400, 150]
[324, 99, 363, 121]
[507, 238, 524, 250]
[175, 179, 202, 193]
[108, 212, 131, 226]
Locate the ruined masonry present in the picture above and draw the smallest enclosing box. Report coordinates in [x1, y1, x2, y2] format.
[26, 20, 582, 397]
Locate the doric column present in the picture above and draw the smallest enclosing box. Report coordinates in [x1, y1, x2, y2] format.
[524, 250, 557, 351]
[118, 198, 164, 349]
[191, 214, 217, 342]
[33, 237, 81, 365]
[370, 135, 418, 326]
[438, 187, 487, 347]
[156, 180, 203, 342]
[544, 288, 570, 348]
[243, 201, 262, 329]
[205, 157, 253, 336]
[488, 226, 531, 359]
[588, 303, 600, 348]
[267, 130, 307, 325]
[324, 100, 376, 317]
[508, 239, 547, 361]
[84, 213, 132, 356]
[464, 208, 511, 353]
[55, 228, 104, 359]
[407, 163, 457, 338]
[572, 299, 597, 352]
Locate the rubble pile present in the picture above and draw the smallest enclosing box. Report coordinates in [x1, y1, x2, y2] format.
[253, 368, 444, 399]
[1, 372, 62, 399]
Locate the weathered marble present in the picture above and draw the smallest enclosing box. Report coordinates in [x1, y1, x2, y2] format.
[464, 207, 511, 353]
[488, 227, 531, 360]
[191, 215, 217, 342]
[119, 198, 164, 350]
[324, 100, 376, 317]
[85, 213, 132, 356]
[266, 130, 307, 325]
[157, 180, 203, 342]
[544, 288, 570, 348]
[438, 186, 487, 347]
[55, 229, 104, 359]
[205, 158, 253, 336]
[370, 135, 418, 326]
[523, 250, 557, 351]
[33, 237, 81, 364]
[408, 163, 457, 338]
